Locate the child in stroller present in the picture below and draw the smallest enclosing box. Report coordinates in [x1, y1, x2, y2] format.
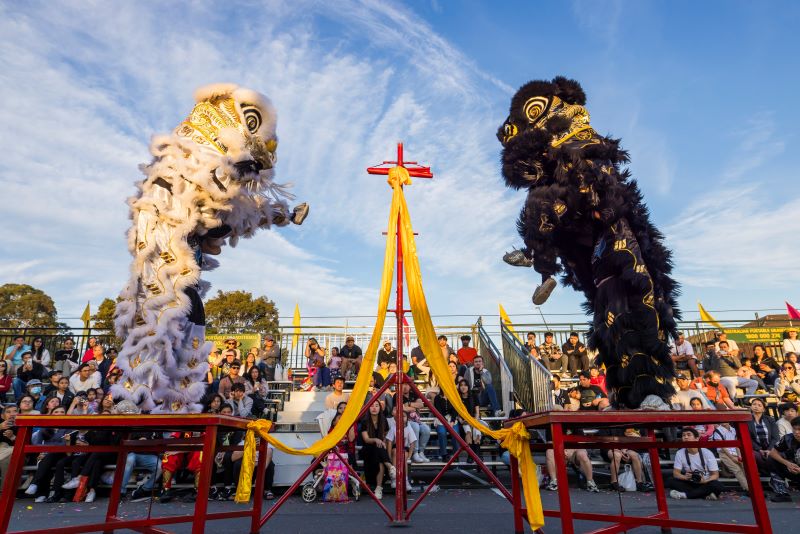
[301, 412, 361, 503]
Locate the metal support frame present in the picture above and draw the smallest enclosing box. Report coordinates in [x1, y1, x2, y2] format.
[0, 415, 267, 534]
[506, 410, 773, 534]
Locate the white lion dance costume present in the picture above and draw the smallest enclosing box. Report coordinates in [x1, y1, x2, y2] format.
[113, 84, 308, 413]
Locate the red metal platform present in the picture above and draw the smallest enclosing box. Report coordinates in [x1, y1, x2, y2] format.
[0, 414, 269, 534]
[504, 410, 772, 534]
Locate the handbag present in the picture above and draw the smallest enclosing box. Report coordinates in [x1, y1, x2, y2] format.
[618, 464, 637, 492]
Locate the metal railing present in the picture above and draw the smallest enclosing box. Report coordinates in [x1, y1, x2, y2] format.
[500, 322, 553, 413]
[475, 318, 514, 415]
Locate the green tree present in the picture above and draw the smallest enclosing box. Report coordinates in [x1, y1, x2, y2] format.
[204, 290, 279, 335]
[0, 283, 59, 329]
[91, 297, 123, 348]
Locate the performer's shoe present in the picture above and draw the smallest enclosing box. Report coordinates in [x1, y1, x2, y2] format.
[531, 277, 557, 305]
[158, 488, 176, 503]
[291, 203, 309, 225]
[503, 248, 533, 267]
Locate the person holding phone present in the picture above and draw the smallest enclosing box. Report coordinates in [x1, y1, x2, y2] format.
[0, 405, 19, 490]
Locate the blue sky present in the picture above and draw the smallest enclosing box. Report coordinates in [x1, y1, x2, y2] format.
[0, 0, 798, 329]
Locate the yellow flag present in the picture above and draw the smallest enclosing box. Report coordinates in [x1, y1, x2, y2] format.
[291, 303, 301, 349]
[80, 301, 91, 326]
[697, 301, 723, 330]
[499, 303, 523, 344]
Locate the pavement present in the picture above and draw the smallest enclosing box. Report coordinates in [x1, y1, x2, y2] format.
[5, 477, 800, 534]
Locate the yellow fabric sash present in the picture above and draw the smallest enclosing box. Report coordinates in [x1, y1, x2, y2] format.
[235, 166, 544, 530]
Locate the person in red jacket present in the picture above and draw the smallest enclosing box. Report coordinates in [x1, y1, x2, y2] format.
[589, 366, 607, 394]
[456, 335, 478, 366]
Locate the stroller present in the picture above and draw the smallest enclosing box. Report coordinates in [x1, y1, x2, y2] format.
[299, 422, 362, 503]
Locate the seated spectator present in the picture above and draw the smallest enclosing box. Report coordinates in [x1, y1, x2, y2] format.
[738, 359, 768, 392]
[437, 335, 456, 363]
[0, 361, 12, 403]
[767, 415, 800, 502]
[214, 348, 238, 381]
[230, 383, 253, 418]
[524, 332, 539, 360]
[588, 366, 607, 394]
[25, 405, 70, 502]
[539, 332, 567, 375]
[89, 345, 112, 382]
[339, 336, 363, 379]
[6, 335, 31, 369]
[700, 371, 735, 410]
[377, 340, 397, 368]
[325, 376, 350, 411]
[689, 398, 716, 441]
[448, 354, 467, 380]
[785, 352, 800, 373]
[565, 388, 581, 411]
[120, 415, 162, 502]
[711, 421, 748, 492]
[222, 338, 242, 360]
[672, 373, 713, 410]
[775, 362, 800, 399]
[204, 394, 225, 414]
[551, 375, 570, 408]
[328, 346, 342, 378]
[29, 337, 51, 368]
[432, 387, 457, 461]
[456, 335, 478, 366]
[104, 367, 123, 392]
[52, 338, 80, 377]
[67, 391, 93, 415]
[243, 350, 260, 378]
[305, 338, 331, 390]
[39, 395, 62, 416]
[607, 433, 651, 492]
[464, 356, 504, 416]
[705, 340, 757, 399]
[666, 427, 725, 500]
[42, 370, 62, 397]
[544, 446, 599, 492]
[783, 328, 800, 356]
[453, 379, 482, 462]
[777, 402, 798, 438]
[562, 332, 589, 375]
[245, 365, 268, 398]
[360, 401, 396, 499]
[17, 394, 40, 416]
[0, 405, 18, 490]
[747, 397, 780, 475]
[446, 361, 461, 386]
[13, 351, 46, 400]
[69, 363, 101, 394]
[745, 344, 779, 387]
[394, 382, 431, 463]
[671, 331, 700, 378]
[576, 371, 609, 410]
[218, 360, 246, 399]
[65, 424, 118, 503]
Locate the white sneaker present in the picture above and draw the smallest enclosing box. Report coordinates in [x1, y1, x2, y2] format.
[85, 489, 96, 503]
[25, 483, 38, 496]
[388, 465, 397, 481]
[585, 480, 600, 493]
[34, 495, 47, 503]
[411, 452, 424, 463]
[101, 472, 115, 486]
[390, 479, 396, 489]
[374, 486, 383, 499]
[418, 453, 431, 463]
[669, 489, 687, 500]
[705, 493, 718, 501]
[62, 478, 80, 490]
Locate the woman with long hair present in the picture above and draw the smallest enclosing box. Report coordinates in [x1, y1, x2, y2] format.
[775, 362, 800, 399]
[26, 405, 70, 502]
[17, 395, 40, 416]
[99, 393, 115, 413]
[360, 401, 396, 498]
[204, 394, 225, 414]
[783, 328, 800, 356]
[305, 338, 331, 390]
[31, 337, 51, 368]
[453, 379, 481, 461]
[243, 350, 259, 377]
[747, 398, 779, 475]
[245, 366, 268, 397]
[0, 361, 11, 403]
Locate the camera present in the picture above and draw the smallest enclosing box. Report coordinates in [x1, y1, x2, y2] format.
[689, 470, 703, 483]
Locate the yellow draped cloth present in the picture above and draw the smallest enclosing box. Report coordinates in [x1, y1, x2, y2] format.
[235, 166, 544, 530]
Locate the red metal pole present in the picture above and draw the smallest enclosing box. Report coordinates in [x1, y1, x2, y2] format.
[102, 432, 130, 534]
[249, 438, 268, 534]
[0, 426, 30, 534]
[509, 454, 524, 534]
[551, 423, 575, 534]
[394, 207, 407, 522]
[736, 420, 773, 533]
[192, 426, 218, 534]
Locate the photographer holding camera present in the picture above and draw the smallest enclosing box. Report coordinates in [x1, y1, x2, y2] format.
[666, 427, 725, 500]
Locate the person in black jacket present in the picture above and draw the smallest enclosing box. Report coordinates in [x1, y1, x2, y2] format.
[13, 351, 46, 400]
[747, 397, 780, 475]
[432, 388, 457, 461]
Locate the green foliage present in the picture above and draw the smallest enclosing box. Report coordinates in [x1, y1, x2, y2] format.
[204, 290, 279, 335]
[0, 283, 59, 328]
[91, 297, 123, 348]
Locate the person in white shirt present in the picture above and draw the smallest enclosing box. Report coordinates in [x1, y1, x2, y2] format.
[671, 332, 699, 378]
[783, 328, 800, 356]
[68, 363, 101, 394]
[666, 428, 725, 500]
[776, 403, 798, 438]
[671, 374, 714, 410]
[324, 376, 350, 410]
[710, 422, 747, 491]
[714, 331, 739, 357]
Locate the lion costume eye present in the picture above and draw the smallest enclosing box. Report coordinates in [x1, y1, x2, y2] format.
[242, 106, 262, 133]
[523, 96, 550, 124]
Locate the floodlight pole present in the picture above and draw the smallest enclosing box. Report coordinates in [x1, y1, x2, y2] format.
[367, 142, 432, 524]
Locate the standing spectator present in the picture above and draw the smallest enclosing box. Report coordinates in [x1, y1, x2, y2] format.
[700, 371, 736, 410]
[464, 356, 504, 416]
[328, 346, 342, 378]
[5, 335, 31, 370]
[394, 382, 431, 463]
[671, 331, 700, 378]
[539, 332, 567, 376]
[29, 337, 51, 368]
[0, 405, 18, 490]
[776, 403, 798, 438]
[218, 361, 246, 400]
[456, 335, 478, 366]
[52, 338, 80, 376]
[325, 376, 350, 410]
[13, 351, 46, 400]
[710, 422, 748, 492]
[714, 331, 740, 357]
[747, 397, 780, 475]
[524, 332, 539, 360]
[544, 447, 599, 492]
[783, 328, 800, 356]
[666, 428, 725, 500]
[576, 371, 609, 410]
[81, 337, 98, 363]
[562, 332, 589, 375]
[0, 361, 11, 403]
[360, 401, 396, 499]
[377, 340, 397, 368]
[746, 344, 779, 386]
[339, 336, 363, 379]
[305, 338, 330, 389]
[259, 335, 282, 382]
[672, 373, 713, 410]
[767, 416, 800, 502]
[229, 383, 253, 418]
[775, 362, 800, 398]
[704, 340, 757, 400]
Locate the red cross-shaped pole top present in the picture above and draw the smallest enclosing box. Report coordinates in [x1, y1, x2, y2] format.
[366, 142, 433, 179]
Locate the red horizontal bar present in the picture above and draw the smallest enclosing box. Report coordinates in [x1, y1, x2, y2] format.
[505, 409, 753, 428]
[538, 510, 760, 533]
[366, 166, 433, 178]
[13, 414, 253, 429]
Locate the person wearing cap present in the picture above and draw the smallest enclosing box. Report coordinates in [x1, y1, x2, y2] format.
[562, 332, 589, 375]
[457, 335, 478, 366]
[339, 336, 363, 379]
[713, 331, 739, 357]
[26, 379, 45, 409]
[13, 350, 46, 400]
[218, 360, 246, 400]
[671, 373, 713, 410]
[783, 328, 800, 356]
[539, 332, 567, 376]
[377, 340, 397, 368]
[671, 332, 700, 379]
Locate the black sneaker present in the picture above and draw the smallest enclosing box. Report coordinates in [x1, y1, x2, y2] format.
[609, 482, 626, 492]
[179, 489, 198, 502]
[208, 486, 220, 500]
[129, 487, 152, 502]
[216, 487, 234, 501]
[771, 492, 792, 503]
[636, 482, 654, 492]
[158, 488, 176, 504]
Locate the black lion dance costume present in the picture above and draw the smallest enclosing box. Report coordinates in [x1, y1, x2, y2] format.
[498, 76, 679, 408]
[113, 84, 308, 413]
